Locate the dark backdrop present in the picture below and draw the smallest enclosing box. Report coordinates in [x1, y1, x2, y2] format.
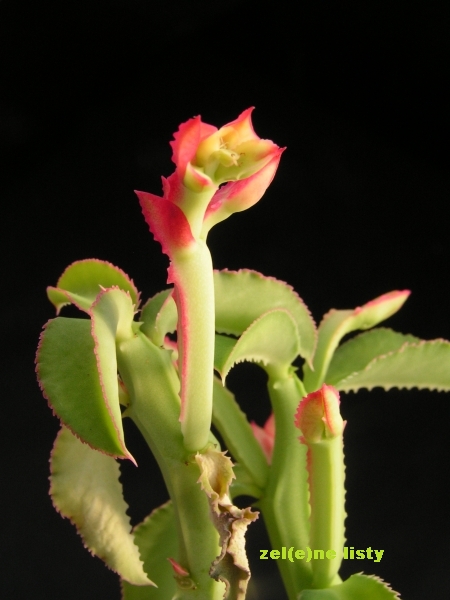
[1, 1, 449, 598]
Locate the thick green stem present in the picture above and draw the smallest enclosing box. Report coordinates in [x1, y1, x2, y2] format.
[295, 385, 346, 589]
[308, 436, 345, 589]
[172, 241, 215, 452]
[259, 372, 313, 599]
[118, 333, 223, 599]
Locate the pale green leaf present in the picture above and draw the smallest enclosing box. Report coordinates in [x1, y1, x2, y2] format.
[229, 463, 264, 500]
[47, 258, 140, 312]
[336, 340, 450, 392]
[326, 328, 419, 385]
[88, 288, 136, 459]
[50, 427, 152, 586]
[121, 502, 178, 599]
[214, 334, 239, 375]
[299, 573, 400, 599]
[139, 289, 176, 346]
[37, 317, 131, 458]
[303, 290, 410, 392]
[139, 270, 316, 366]
[215, 309, 300, 381]
[214, 269, 316, 364]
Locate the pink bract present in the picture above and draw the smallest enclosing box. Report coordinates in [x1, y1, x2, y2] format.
[170, 108, 259, 176]
[136, 108, 283, 257]
[251, 413, 275, 464]
[295, 385, 344, 444]
[170, 116, 217, 177]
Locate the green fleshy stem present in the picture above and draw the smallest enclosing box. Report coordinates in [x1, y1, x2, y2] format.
[117, 333, 224, 599]
[212, 377, 269, 493]
[259, 371, 313, 599]
[172, 240, 215, 452]
[307, 435, 345, 589]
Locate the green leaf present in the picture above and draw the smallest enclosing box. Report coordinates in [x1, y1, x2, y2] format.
[139, 270, 316, 367]
[50, 427, 152, 586]
[37, 317, 132, 459]
[121, 502, 178, 600]
[214, 270, 316, 364]
[212, 377, 268, 492]
[335, 339, 450, 392]
[326, 328, 419, 385]
[299, 573, 400, 599]
[214, 309, 300, 380]
[88, 287, 136, 456]
[139, 289, 176, 346]
[303, 290, 410, 392]
[214, 334, 239, 375]
[47, 258, 140, 312]
[229, 463, 264, 500]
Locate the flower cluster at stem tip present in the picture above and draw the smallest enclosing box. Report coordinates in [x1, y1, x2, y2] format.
[135, 108, 284, 254]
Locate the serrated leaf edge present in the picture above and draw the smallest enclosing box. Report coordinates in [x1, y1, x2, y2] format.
[219, 308, 300, 382]
[353, 572, 402, 599]
[49, 427, 152, 586]
[337, 338, 450, 393]
[35, 321, 125, 459]
[57, 258, 141, 308]
[89, 287, 136, 463]
[214, 268, 317, 362]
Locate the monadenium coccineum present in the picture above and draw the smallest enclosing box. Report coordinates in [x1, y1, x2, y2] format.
[36, 108, 450, 600]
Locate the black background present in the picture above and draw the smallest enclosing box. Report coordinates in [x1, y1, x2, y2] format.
[1, 1, 449, 598]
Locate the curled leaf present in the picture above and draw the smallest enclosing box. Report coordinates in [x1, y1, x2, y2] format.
[47, 258, 140, 313]
[139, 289, 176, 346]
[195, 447, 258, 600]
[36, 317, 132, 459]
[89, 287, 136, 460]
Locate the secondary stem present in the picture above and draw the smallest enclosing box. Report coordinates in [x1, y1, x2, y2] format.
[308, 435, 346, 589]
[259, 371, 313, 599]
